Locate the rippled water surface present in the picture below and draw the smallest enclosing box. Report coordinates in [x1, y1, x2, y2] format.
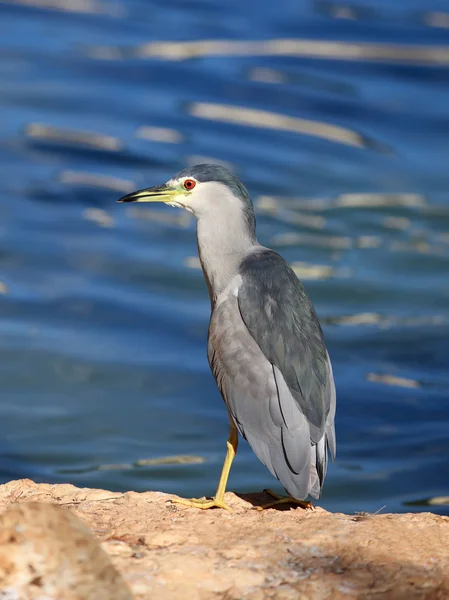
[1, 0, 449, 514]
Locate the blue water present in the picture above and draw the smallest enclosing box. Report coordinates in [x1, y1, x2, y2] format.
[1, 0, 448, 515]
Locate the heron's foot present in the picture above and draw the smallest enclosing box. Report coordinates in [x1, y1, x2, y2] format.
[256, 489, 314, 511]
[170, 496, 232, 512]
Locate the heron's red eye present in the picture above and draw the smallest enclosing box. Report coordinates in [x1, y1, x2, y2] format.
[184, 179, 196, 190]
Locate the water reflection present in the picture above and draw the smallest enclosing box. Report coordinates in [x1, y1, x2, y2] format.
[83, 208, 114, 228]
[0, 0, 120, 16]
[59, 171, 135, 193]
[25, 123, 121, 152]
[135, 126, 184, 144]
[272, 232, 352, 249]
[189, 102, 370, 148]
[128, 39, 449, 66]
[425, 12, 449, 29]
[366, 373, 421, 389]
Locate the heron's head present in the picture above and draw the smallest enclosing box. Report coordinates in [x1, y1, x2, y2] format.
[117, 164, 255, 231]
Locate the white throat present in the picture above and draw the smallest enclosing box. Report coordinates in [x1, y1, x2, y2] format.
[194, 190, 257, 302]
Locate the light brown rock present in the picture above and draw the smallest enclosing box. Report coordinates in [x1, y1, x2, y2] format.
[0, 479, 448, 600]
[0, 497, 132, 599]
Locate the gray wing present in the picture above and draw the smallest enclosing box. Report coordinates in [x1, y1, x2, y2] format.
[208, 248, 336, 500]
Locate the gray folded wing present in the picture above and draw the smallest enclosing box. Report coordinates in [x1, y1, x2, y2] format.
[208, 248, 336, 500]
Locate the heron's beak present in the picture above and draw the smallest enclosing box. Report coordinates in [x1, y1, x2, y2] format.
[117, 184, 176, 203]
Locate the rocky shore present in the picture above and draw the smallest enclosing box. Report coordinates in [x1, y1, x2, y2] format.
[0, 479, 448, 599]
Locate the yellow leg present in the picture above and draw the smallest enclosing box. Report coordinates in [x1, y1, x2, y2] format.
[256, 489, 314, 511]
[170, 421, 238, 511]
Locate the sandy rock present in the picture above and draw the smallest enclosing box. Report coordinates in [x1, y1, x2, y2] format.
[0, 498, 132, 599]
[0, 479, 448, 600]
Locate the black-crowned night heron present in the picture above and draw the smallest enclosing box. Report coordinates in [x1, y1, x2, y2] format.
[118, 165, 336, 511]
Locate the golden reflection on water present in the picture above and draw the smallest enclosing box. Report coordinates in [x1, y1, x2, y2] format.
[383, 217, 411, 231]
[134, 455, 206, 467]
[389, 240, 447, 256]
[422, 497, 449, 506]
[290, 261, 351, 280]
[336, 193, 426, 208]
[324, 5, 357, 20]
[367, 373, 421, 389]
[183, 256, 201, 270]
[25, 123, 121, 152]
[330, 313, 384, 326]
[326, 313, 446, 328]
[248, 68, 288, 84]
[83, 455, 207, 473]
[0, 0, 120, 15]
[257, 196, 327, 212]
[132, 38, 449, 66]
[83, 207, 114, 228]
[272, 232, 352, 249]
[279, 212, 326, 231]
[425, 12, 449, 29]
[189, 102, 366, 148]
[356, 236, 382, 249]
[135, 126, 184, 144]
[256, 200, 326, 230]
[59, 171, 135, 193]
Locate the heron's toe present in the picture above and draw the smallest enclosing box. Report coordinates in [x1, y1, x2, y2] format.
[255, 489, 314, 511]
